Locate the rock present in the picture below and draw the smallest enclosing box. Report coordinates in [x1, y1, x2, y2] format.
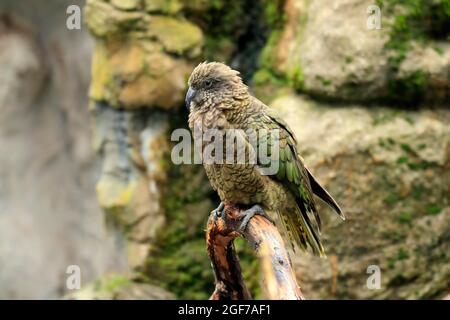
[89, 41, 192, 109]
[85, 0, 203, 109]
[67, 274, 175, 300]
[0, 0, 127, 299]
[84, 0, 144, 38]
[91, 102, 169, 268]
[111, 0, 142, 11]
[145, 16, 203, 56]
[144, 0, 183, 14]
[0, 18, 46, 117]
[264, 0, 450, 103]
[399, 42, 450, 102]
[264, 0, 390, 100]
[271, 94, 450, 299]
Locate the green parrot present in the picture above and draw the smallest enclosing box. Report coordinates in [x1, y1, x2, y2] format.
[185, 62, 344, 256]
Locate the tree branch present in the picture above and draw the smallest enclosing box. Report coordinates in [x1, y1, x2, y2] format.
[206, 203, 303, 300]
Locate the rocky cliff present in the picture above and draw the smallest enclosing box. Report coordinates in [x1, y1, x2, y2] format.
[81, 0, 448, 299]
[0, 0, 127, 299]
[0, 0, 448, 299]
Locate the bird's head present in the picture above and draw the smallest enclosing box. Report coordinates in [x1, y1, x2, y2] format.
[185, 62, 248, 113]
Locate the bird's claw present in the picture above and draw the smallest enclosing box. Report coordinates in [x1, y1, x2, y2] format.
[213, 202, 225, 218]
[238, 205, 274, 233]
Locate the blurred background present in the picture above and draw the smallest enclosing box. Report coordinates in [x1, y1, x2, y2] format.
[0, 0, 448, 299]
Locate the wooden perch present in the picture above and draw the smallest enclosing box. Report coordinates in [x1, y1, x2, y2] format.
[206, 203, 303, 300]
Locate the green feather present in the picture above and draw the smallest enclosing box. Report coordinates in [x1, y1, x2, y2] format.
[286, 149, 293, 161]
[279, 148, 286, 161]
[286, 162, 294, 182]
[277, 162, 286, 180]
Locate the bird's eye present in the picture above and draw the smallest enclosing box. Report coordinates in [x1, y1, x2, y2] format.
[205, 80, 213, 89]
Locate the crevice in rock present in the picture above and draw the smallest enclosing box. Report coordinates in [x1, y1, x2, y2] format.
[228, 0, 271, 82]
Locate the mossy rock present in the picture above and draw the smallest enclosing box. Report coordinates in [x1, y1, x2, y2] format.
[271, 94, 450, 299]
[67, 274, 175, 300]
[255, 0, 449, 105]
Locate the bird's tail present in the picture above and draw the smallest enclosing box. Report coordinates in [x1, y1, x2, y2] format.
[278, 204, 325, 257]
[306, 168, 345, 220]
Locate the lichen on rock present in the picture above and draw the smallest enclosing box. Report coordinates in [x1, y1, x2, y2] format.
[67, 273, 175, 300]
[257, 0, 450, 105]
[83, 0, 450, 301]
[91, 101, 170, 268]
[85, 0, 203, 110]
[271, 94, 450, 299]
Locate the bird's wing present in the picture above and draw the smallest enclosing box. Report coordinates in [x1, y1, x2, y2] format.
[259, 105, 343, 219]
[243, 104, 320, 254]
[248, 99, 342, 255]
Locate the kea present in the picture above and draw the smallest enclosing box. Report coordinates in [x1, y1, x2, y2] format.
[185, 62, 344, 256]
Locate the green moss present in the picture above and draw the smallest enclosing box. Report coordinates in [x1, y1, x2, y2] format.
[146, 239, 214, 300]
[387, 137, 396, 146]
[288, 66, 305, 91]
[378, 0, 450, 104]
[372, 110, 399, 126]
[147, 16, 204, 55]
[407, 160, 436, 171]
[400, 143, 414, 154]
[252, 0, 288, 88]
[384, 192, 400, 205]
[390, 273, 408, 286]
[396, 156, 408, 164]
[98, 275, 130, 293]
[397, 248, 410, 260]
[258, 30, 282, 71]
[253, 69, 286, 87]
[378, 137, 398, 150]
[426, 204, 442, 215]
[144, 0, 183, 14]
[263, 0, 286, 28]
[397, 212, 413, 224]
[197, 0, 247, 61]
[387, 70, 428, 105]
[387, 258, 396, 269]
[203, 36, 234, 62]
[392, 142, 438, 170]
[315, 75, 332, 87]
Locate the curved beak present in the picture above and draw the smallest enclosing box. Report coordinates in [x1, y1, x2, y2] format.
[185, 86, 196, 111]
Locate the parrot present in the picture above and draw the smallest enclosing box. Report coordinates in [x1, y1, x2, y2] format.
[185, 62, 344, 256]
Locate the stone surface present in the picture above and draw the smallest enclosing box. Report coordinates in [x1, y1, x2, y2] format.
[2, 0, 448, 301]
[111, 0, 141, 11]
[265, 0, 450, 103]
[399, 42, 450, 102]
[144, 0, 183, 14]
[85, 0, 203, 110]
[0, 0, 127, 299]
[85, 0, 204, 278]
[91, 102, 169, 269]
[67, 274, 175, 300]
[271, 94, 450, 299]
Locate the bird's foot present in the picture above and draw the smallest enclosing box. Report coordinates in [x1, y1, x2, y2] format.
[213, 202, 225, 218]
[238, 205, 274, 233]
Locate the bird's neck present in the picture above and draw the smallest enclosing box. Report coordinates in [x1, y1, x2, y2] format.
[225, 94, 253, 126]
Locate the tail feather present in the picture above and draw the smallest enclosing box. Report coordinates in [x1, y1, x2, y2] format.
[279, 205, 325, 257]
[306, 168, 345, 220]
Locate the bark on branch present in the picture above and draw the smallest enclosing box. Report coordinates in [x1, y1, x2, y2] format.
[206, 203, 304, 300]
